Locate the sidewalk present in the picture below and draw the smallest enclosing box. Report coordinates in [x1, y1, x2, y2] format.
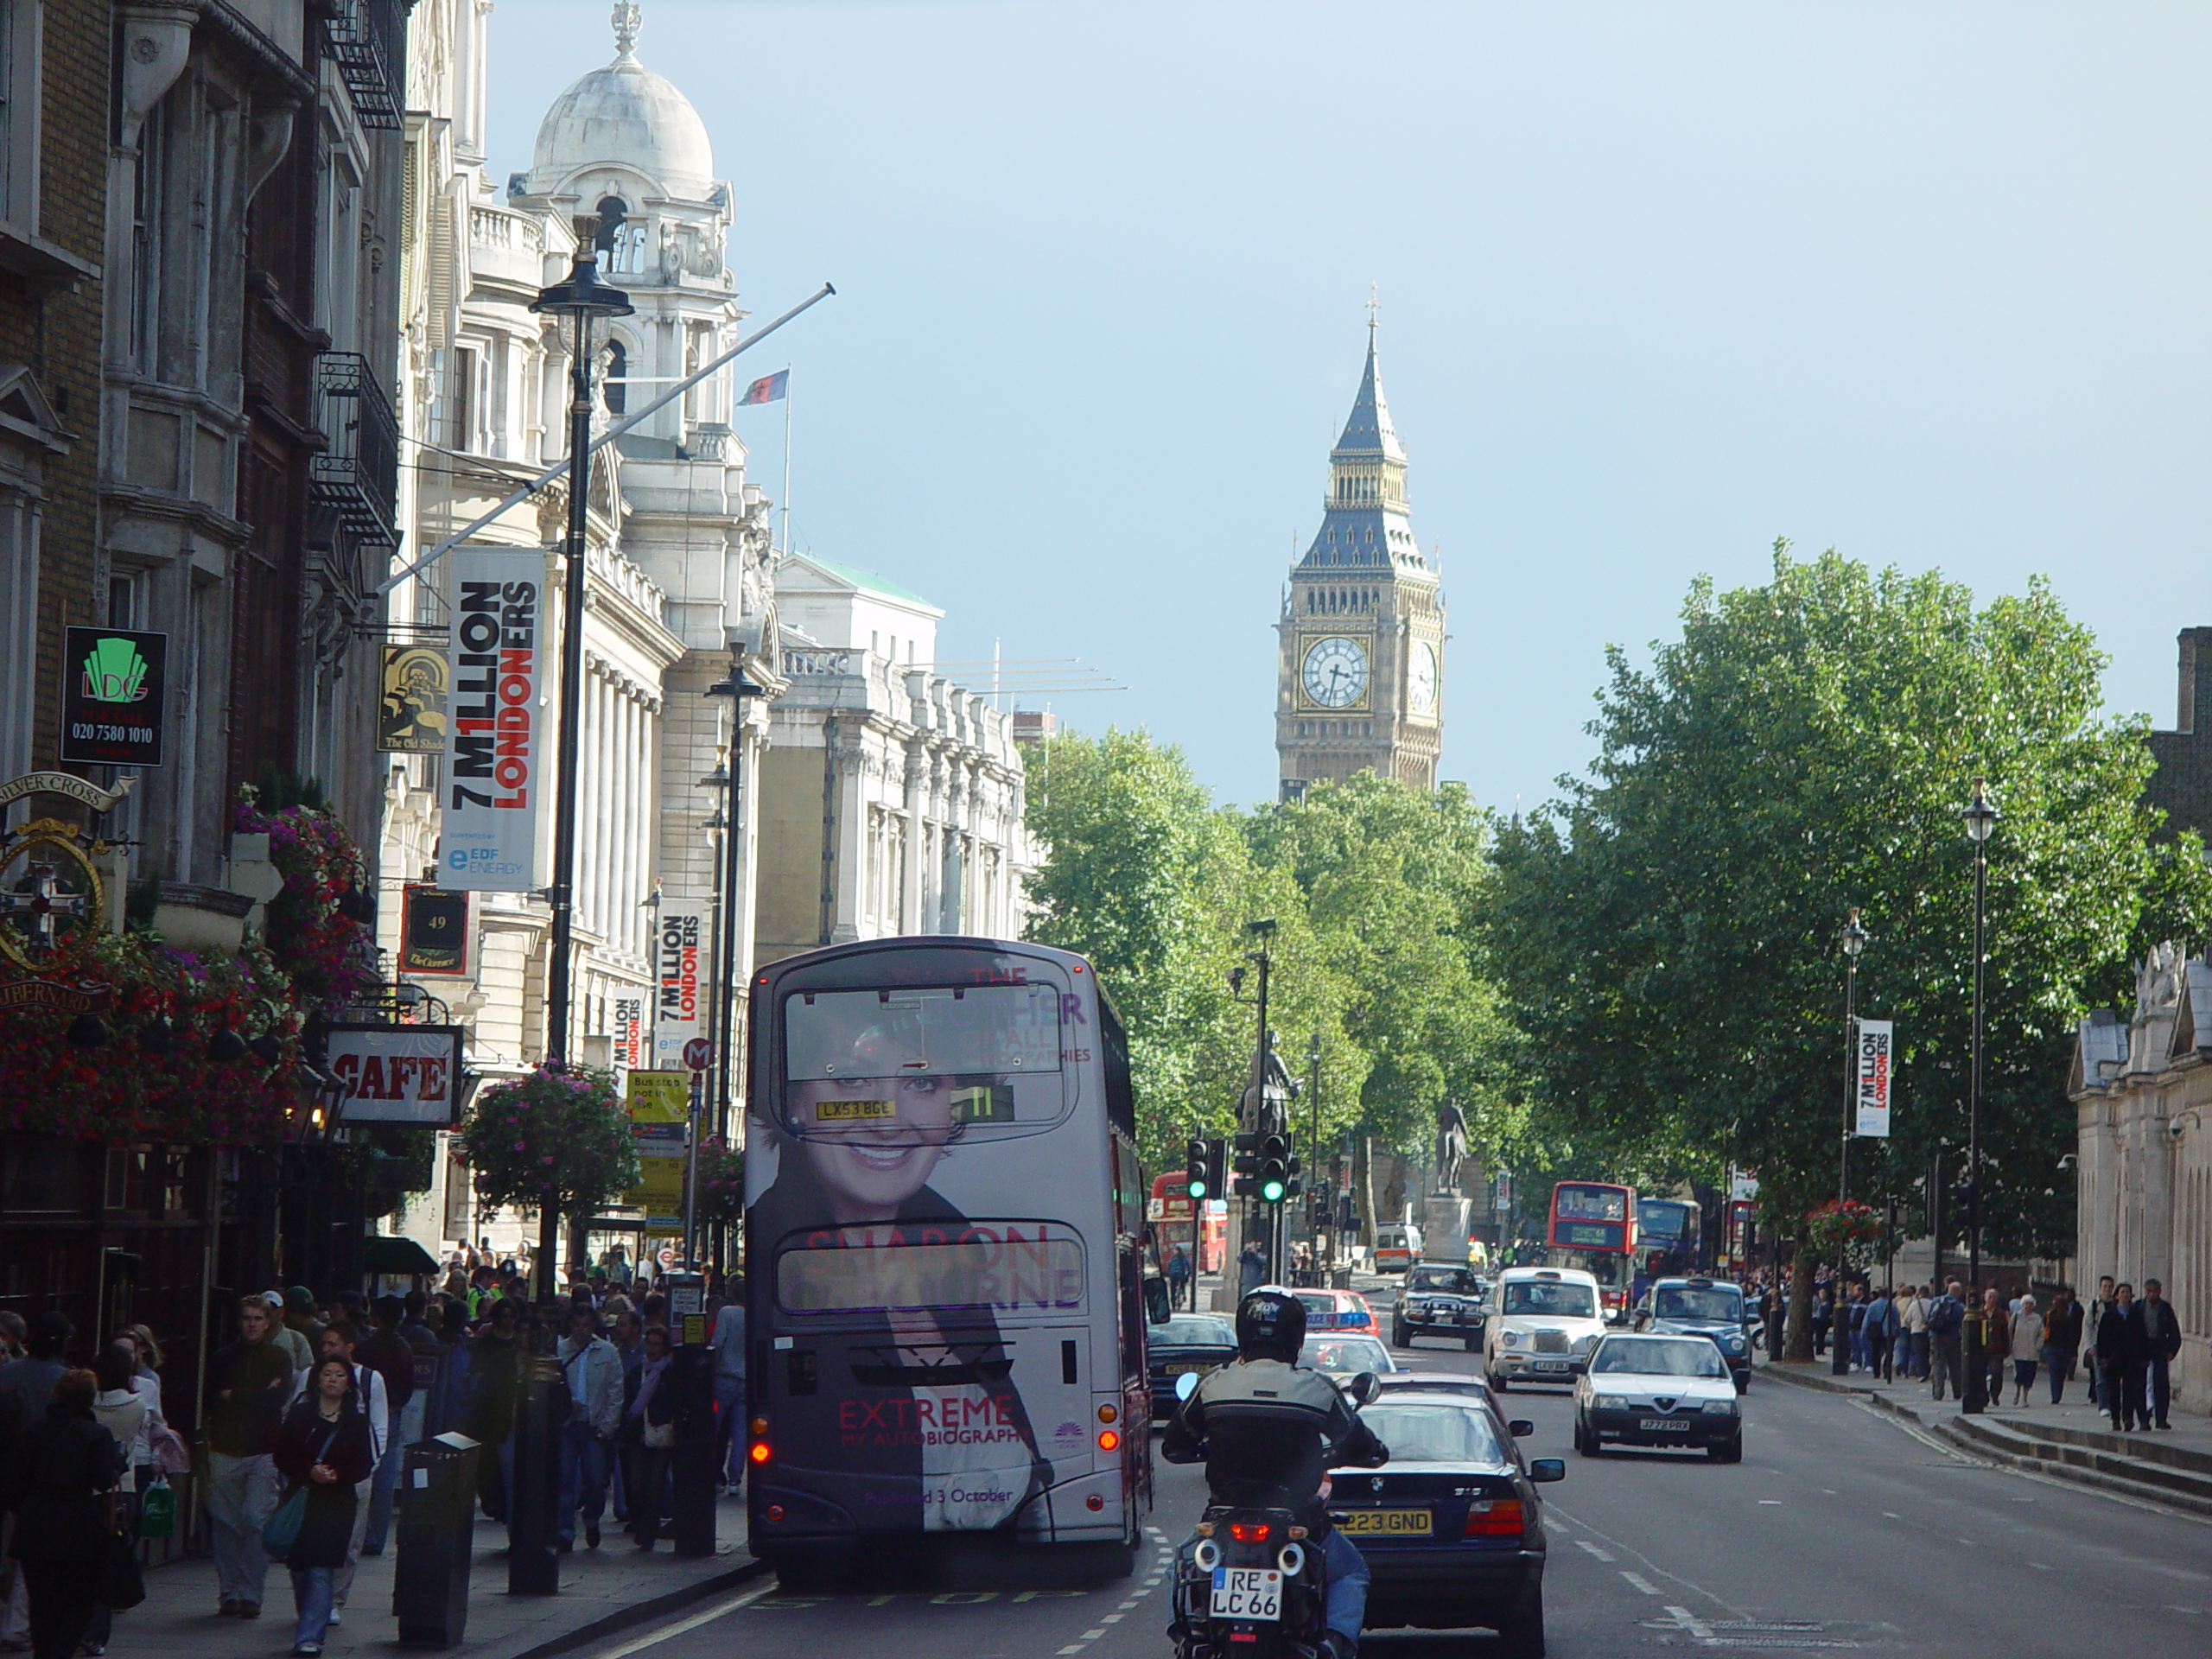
[1759, 1357, 2212, 1516]
[104, 1501, 763, 1659]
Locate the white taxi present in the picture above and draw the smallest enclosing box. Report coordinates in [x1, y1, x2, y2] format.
[1481, 1267, 1606, 1390]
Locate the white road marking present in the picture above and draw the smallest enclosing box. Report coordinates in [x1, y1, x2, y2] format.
[1101, 1615, 1123, 1624]
[1621, 1572, 1661, 1596]
[2031, 1562, 2053, 1572]
[1575, 1539, 1617, 1562]
[1758, 1499, 1782, 1505]
[591, 1580, 779, 1659]
[1881, 1511, 1901, 1520]
[1080, 1629, 1107, 1639]
[1662, 1604, 1716, 1641]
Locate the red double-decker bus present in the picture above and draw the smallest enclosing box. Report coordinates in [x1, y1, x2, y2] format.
[1548, 1181, 1638, 1317]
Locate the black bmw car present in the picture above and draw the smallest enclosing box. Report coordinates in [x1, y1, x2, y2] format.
[1389, 1262, 1487, 1351]
[1146, 1313, 1237, 1419]
[1328, 1388, 1564, 1658]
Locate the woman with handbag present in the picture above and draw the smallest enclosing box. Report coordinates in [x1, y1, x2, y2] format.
[80, 1347, 149, 1655]
[271, 1359, 372, 1658]
[619, 1325, 678, 1550]
[2, 1369, 121, 1659]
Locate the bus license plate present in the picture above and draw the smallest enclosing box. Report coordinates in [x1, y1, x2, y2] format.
[1211, 1567, 1282, 1620]
[1164, 1362, 1210, 1376]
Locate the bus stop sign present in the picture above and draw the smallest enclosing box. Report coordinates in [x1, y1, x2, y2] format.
[683, 1038, 709, 1071]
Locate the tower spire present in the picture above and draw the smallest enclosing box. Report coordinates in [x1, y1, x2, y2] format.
[612, 0, 641, 61]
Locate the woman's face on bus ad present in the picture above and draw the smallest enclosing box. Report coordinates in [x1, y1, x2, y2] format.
[785, 1072, 958, 1222]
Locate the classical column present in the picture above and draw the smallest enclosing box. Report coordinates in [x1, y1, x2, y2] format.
[831, 737, 868, 944]
[578, 667, 603, 944]
[902, 746, 927, 935]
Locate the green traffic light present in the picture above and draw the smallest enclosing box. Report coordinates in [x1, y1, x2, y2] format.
[1189, 1179, 1209, 1198]
[1262, 1179, 1286, 1202]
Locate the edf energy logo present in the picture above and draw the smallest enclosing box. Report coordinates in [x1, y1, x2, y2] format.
[80, 637, 151, 703]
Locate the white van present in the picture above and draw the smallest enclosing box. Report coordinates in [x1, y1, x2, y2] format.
[1372, 1222, 1423, 1274]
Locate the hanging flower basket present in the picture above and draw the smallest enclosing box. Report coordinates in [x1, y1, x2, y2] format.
[1803, 1198, 1885, 1269]
[232, 794, 379, 1008]
[458, 1065, 639, 1222]
[696, 1141, 745, 1227]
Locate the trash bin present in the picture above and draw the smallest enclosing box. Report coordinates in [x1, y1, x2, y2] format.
[393, 1431, 480, 1648]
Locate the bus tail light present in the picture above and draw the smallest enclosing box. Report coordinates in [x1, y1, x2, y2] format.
[749, 1440, 772, 1465]
[1096, 1429, 1120, 1452]
[1462, 1499, 1523, 1537]
[1085, 1494, 1105, 1511]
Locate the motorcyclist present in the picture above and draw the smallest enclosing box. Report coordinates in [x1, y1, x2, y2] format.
[1161, 1288, 1388, 1659]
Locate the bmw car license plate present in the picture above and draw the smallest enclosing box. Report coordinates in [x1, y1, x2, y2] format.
[1211, 1567, 1283, 1620]
[1638, 1418, 1692, 1432]
[1335, 1509, 1433, 1536]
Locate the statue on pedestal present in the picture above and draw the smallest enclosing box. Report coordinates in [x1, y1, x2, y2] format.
[1434, 1102, 1468, 1194]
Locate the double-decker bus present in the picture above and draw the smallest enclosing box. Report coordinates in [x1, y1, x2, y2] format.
[1548, 1181, 1637, 1319]
[744, 938, 1152, 1575]
[1637, 1197, 1703, 1277]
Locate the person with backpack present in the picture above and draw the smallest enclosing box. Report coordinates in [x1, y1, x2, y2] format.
[1861, 1286, 1897, 1382]
[1926, 1281, 1967, 1402]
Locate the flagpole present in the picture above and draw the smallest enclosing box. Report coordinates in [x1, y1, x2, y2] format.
[780, 369, 792, 555]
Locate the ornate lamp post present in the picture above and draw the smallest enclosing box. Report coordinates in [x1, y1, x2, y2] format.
[529, 219, 632, 1298]
[1960, 776, 1998, 1414]
[1835, 906, 1869, 1376]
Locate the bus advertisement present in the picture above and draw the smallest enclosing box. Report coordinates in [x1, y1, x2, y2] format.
[744, 938, 1151, 1569]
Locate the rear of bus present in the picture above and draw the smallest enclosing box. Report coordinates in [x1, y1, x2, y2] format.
[744, 938, 1150, 1569]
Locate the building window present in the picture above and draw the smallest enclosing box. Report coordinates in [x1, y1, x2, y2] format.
[602, 338, 626, 416]
[131, 97, 169, 374]
[0, 0, 28, 230]
[0, 490, 33, 780]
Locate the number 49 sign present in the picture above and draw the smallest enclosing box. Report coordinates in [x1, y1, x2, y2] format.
[60, 627, 167, 768]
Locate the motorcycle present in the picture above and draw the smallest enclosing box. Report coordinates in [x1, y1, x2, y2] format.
[1167, 1370, 1382, 1659]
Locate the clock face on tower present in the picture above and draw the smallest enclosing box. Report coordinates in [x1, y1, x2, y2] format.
[1408, 640, 1438, 715]
[1301, 636, 1370, 709]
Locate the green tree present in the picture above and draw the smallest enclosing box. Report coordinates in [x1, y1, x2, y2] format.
[1490, 547, 2211, 1358]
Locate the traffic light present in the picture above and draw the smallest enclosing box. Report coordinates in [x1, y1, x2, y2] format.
[1230, 1131, 1258, 1198]
[1258, 1134, 1292, 1203]
[1185, 1138, 1211, 1200]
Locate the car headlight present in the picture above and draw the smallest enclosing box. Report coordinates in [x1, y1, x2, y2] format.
[1573, 1333, 1598, 1353]
[1724, 1333, 1745, 1350]
[1594, 1394, 1627, 1411]
[1502, 1330, 1524, 1348]
[1701, 1398, 1738, 1414]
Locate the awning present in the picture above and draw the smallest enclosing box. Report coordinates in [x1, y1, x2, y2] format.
[361, 1235, 442, 1277]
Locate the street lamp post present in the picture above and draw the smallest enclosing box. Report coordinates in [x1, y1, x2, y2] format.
[694, 749, 731, 1272]
[702, 666, 766, 1274]
[1960, 776, 1998, 1414]
[530, 219, 633, 1301]
[1836, 907, 1869, 1377]
[1306, 1033, 1323, 1280]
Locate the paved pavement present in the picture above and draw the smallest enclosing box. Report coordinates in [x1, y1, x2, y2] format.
[526, 1291, 2212, 1659]
[103, 1500, 761, 1659]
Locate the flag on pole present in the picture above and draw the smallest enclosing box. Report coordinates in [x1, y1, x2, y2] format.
[741, 369, 788, 406]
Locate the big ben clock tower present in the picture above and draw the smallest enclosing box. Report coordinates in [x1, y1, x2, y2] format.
[1276, 315, 1445, 798]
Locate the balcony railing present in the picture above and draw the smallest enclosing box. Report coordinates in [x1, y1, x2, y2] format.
[323, 0, 403, 131]
[310, 352, 399, 548]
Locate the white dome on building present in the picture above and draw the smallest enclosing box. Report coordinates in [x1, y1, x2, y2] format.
[528, 3, 715, 200]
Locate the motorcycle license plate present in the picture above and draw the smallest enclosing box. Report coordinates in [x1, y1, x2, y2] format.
[1211, 1567, 1283, 1620]
[1638, 1418, 1692, 1432]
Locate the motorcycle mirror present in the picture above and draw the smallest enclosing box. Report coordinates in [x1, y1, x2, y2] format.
[1347, 1370, 1382, 1408]
[1176, 1371, 1201, 1402]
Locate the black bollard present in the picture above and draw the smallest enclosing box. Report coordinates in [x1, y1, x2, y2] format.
[664, 1272, 716, 1557]
[1961, 1306, 1986, 1414]
[393, 1433, 480, 1647]
[507, 1305, 567, 1593]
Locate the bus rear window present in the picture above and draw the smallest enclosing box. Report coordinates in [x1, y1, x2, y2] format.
[778, 1231, 1085, 1316]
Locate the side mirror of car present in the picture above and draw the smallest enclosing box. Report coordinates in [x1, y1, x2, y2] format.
[1509, 1419, 1535, 1440]
[1527, 1459, 1566, 1483]
[1175, 1370, 1201, 1402]
[1347, 1371, 1382, 1408]
[1144, 1276, 1172, 1325]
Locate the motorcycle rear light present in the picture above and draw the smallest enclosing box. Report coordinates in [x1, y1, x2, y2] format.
[1193, 1521, 1215, 1536]
[1228, 1522, 1271, 1543]
[1287, 1525, 1307, 1540]
[1462, 1498, 1524, 1537]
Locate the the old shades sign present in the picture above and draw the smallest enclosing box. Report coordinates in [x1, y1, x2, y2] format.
[327, 1025, 466, 1126]
[439, 548, 544, 892]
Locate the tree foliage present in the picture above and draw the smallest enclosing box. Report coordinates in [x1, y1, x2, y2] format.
[1489, 546, 2210, 1342]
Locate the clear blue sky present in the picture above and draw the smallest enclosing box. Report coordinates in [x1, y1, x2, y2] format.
[490, 1, 2212, 814]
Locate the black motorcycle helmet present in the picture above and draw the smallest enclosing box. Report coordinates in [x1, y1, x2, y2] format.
[1235, 1288, 1306, 1362]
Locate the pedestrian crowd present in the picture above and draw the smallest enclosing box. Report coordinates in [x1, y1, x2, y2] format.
[1742, 1262, 2184, 1431]
[0, 1248, 749, 1659]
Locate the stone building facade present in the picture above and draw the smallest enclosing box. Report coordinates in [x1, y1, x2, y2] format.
[2146, 626, 2212, 842]
[2069, 943, 2212, 1418]
[378, 0, 781, 1257]
[1275, 321, 1446, 799]
[754, 555, 1033, 963]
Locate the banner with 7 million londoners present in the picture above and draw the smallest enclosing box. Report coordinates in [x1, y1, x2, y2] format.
[1854, 1019, 1893, 1139]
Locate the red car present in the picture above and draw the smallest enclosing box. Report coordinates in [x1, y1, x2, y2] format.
[1293, 1286, 1379, 1335]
